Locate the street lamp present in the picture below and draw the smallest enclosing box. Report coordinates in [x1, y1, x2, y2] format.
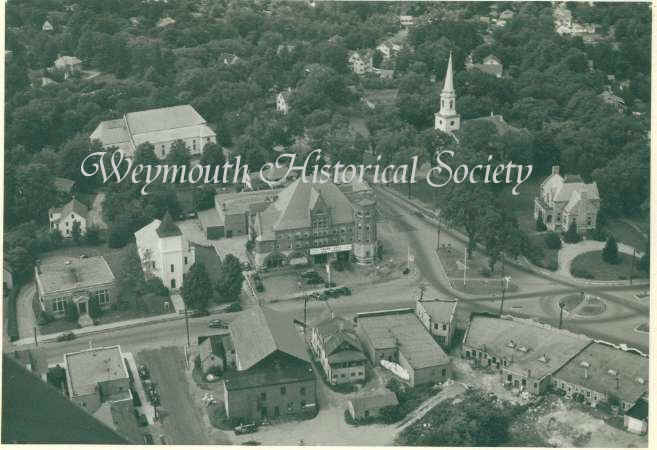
[558, 301, 566, 329]
[499, 276, 511, 316]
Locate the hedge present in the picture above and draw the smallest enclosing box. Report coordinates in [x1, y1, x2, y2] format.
[6, 288, 20, 341]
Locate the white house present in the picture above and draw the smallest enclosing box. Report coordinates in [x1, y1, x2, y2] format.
[54, 55, 82, 79]
[399, 15, 415, 26]
[49, 199, 89, 238]
[348, 51, 373, 75]
[534, 166, 600, 233]
[134, 212, 195, 291]
[376, 41, 402, 60]
[42, 20, 54, 31]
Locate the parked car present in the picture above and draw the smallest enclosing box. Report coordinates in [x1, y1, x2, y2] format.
[337, 286, 352, 296]
[143, 433, 154, 445]
[138, 365, 150, 380]
[188, 310, 210, 318]
[234, 423, 258, 435]
[225, 302, 242, 313]
[56, 331, 76, 342]
[208, 319, 228, 329]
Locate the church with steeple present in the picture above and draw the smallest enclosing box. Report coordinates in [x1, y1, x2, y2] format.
[434, 52, 461, 133]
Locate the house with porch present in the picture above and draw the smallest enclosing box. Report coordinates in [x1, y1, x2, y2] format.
[310, 317, 367, 385]
[534, 166, 600, 234]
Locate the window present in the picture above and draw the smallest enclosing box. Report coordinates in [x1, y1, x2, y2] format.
[170, 264, 174, 273]
[184, 257, 188, 265]
[192, 140, 197, 151]
[300, 387, 306, 396]
[71, 214, 75, 219]
[280, 386, 286, 395]
[65, 222, 69, 227]
[441, 368, 446, 377]
[171, 279, 176, 289]
[534, 383, 538, 389]
[53, 298, 67, 312]
[433, 323, 438, 329]
[260, 392, 266, 401]
[341, 374, 346, 378]
[587, 391, 590, 397]
[442, 324, 447, 331]
[450, 120, 455, 126]
[95, 289, 110, 305]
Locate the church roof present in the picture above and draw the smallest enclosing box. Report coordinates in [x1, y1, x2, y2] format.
[156, 212, 182, 238]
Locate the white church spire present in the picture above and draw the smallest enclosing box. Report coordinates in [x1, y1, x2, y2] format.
[434, 52, 460, 132]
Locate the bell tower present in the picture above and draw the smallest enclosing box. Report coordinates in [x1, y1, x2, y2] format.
[434, 52, 460, 132]
[352, 198, 377, 265]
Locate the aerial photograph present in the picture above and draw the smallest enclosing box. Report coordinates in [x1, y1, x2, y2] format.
[1, 0, 651, 446]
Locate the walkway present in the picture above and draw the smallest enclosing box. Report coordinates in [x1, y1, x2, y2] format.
[15, 282, 37, 340]
[557, 240, 643, 280]
[88, 192, 108, 230]
[124, 351, 156, 424]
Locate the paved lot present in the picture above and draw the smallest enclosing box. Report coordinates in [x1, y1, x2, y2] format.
[136, 347, 210, 444]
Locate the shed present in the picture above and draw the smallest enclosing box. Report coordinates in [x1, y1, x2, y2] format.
[348, 389, 398, 421]
[624, 398, 648, 435]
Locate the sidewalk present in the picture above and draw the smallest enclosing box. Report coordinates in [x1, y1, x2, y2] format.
[12, 312, 182, 346]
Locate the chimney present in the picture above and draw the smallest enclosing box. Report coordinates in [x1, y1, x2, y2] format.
[552, 165, 560, 176]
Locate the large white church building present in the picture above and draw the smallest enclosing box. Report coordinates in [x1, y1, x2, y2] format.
[434, 53, 461, 133]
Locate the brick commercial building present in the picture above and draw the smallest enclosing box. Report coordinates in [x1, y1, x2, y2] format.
[415, 298, 457, 349]
[64, 346, 131, 414]
[252, 179, 378, 268]
[35, 256, 116, 325]
[462, 315, 591, 395]
[222, 307, 317, 423]
[551, 342, 648, 412]
[90, 105, 216, 158]
[356, 309, 451, 387]
[310, 317, 367, 386]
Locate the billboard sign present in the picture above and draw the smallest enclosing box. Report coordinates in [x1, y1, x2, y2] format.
[309, 244, 352, 255]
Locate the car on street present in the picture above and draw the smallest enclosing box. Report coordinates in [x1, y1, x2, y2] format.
[234, 423, 258, 435]
[56, 331, 76, 342]
[208, 319, 228, 329]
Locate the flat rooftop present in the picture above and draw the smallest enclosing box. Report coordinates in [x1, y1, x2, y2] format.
[553, 342, 648, 405]
[357, 310, 449, 369]
[36, 256, 115, 296]
[464, 315, 591, 380]
[65, 346, 128, 397]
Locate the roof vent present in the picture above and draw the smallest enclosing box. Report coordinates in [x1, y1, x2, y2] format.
[507, 340, 516, 348]
[538, 353, 549, 363]
[517, 345, 528, 353]
[608, 369, 618, 376]
[580, 361, 590, 368]
[636, 377, 645, 385]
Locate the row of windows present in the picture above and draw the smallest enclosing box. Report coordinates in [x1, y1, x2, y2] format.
[333, 371, 363, 379]
[260, 386, 306, 401]
[432, 323, 448, 331]
[159, 137, 213, 157]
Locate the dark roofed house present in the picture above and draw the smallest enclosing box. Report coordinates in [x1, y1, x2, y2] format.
[310, 317, 367, 385]
[348, 389, 398, 421]
[222, 306, 316, 423]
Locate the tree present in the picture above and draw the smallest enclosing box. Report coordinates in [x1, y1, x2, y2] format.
[182, 262, 212, 311]
[194, 186, 216, 211]
[85, 225, 101, 245]
[134, 142, 160, 166]
[71, 221, 82, 244]
[165, 140, 191, 166]
[638, 248, 649, 273]
[544, 232, 562, 250]
[215, 254, 244, 303]
[65, 302, 79, 322]
[88, 297, 101, 319]
[200, 142, 225, 168]
[536, 215, 547, 232]
[563, 221, 581, 243]
[602, 235, 619, 264]
[4, 246, 33, 284]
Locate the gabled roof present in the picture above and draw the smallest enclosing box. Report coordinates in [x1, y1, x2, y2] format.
[156, 212, 182, 238]
[314, 317, 364, 357]
[541, 172, 599, 204]
[50, 198, 89, 221]
[349, 389, 398, 412]
[442, 52, 455, 94]
[36, 256, 116, 297]
[229, 306, 309, 371]
[257, 179, 354, 236]
[54, 177, 75, 193]
[418, 299, 457, 323]
[625, 397, 648, 420]
[125, 105, 205, 135]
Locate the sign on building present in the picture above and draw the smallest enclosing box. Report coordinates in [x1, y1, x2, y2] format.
[309, 244, 353, 255]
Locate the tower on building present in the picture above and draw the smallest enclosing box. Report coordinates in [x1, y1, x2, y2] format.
[352, 198, 378, 264]
[434, 52, 461, 132]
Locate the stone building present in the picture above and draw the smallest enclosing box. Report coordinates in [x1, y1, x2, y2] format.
[534, 166, 600, 233]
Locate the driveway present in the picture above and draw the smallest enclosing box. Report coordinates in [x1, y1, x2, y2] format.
[557, 240, 642, 280]
[15, 282, 37, 340]
[88, 193, 108, 230]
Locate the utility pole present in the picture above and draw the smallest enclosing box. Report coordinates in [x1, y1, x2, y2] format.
[629, 248, 636, 285]
[184, 303, 190, 348]
[558, 301, 566, 329]
[463, 247, 468, 287]
[34, 327, 38, 346]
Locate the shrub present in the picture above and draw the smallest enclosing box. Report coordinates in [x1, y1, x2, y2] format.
[563, 222, 581, 243]
[589, 225, 607, 242]
[85, 225, 102, 245]
[65, 302, 79, 322]
[245, 240, 254, 252]
[544, 232, 562, 250]
[145, 278, 169, 296]
[571, 267, 594, 279]
[535, 216, 547, 232]
[37, 310, 54, 325]
[6, 289, 19, 341]
[602, 235, 619, 264]
[639, 252, 649, 272]
[88, 297, 102, 319]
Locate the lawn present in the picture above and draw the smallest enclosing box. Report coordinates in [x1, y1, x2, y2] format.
[570, 251, 645, 281]
[603, 218, 648, 251]
[499, 177, 542, 234]
[526, 233, 558, 271]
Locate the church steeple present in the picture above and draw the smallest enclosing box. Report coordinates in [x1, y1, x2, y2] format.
[434, 52, 460, 133]
[442, 52, 455, 94]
